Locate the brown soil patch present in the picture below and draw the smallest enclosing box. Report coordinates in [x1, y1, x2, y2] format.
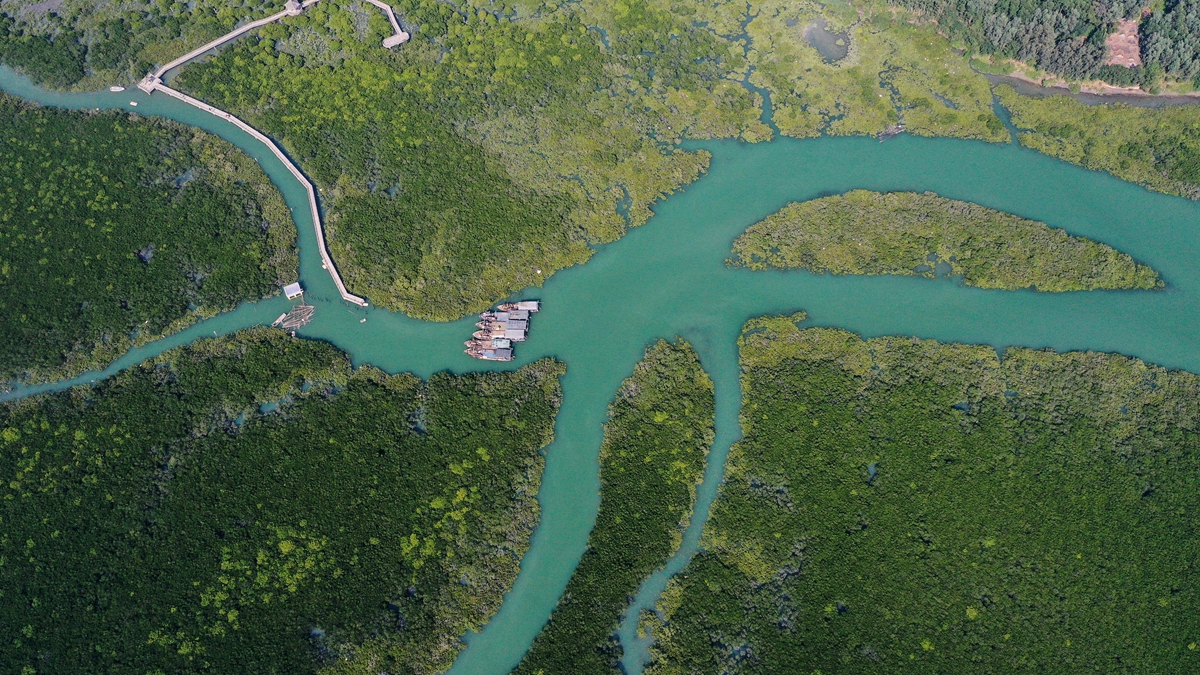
[1105, 18, 1142, 68]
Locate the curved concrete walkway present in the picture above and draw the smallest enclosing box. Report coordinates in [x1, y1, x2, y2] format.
[139, 0, 411, 307]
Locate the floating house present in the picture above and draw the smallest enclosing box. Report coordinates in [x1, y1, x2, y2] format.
[283, 282, 304, 300]
[466, 300, 540, 360]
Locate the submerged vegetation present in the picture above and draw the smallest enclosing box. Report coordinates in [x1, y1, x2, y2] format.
[0, 329, 563, 674]
[998, 85, 1200, 200]
[515, 339, 713, 675]
[645, 314, 1200, 673]
[730, 190, 1162, 291]
[0, 93, 295, 387]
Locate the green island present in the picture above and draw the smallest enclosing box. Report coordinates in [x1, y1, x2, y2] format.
[998, 85, 1200, 200]
[644, 314, 1200, 673]
[0, 329, 563, 674]
[0, 92, 296, 387]
[515, 339, 713, 675]
[729, 189, 1163, 291]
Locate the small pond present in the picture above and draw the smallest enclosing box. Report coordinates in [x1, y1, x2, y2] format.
[805, 18, 850, 63]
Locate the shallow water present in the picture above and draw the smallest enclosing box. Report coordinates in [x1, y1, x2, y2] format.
[3, 66, 1200, 675]
[985, 73, 1200, 108]
[804, 18, 850, 63]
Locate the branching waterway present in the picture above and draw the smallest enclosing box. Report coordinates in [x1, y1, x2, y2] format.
[3, 66, 1200, 674]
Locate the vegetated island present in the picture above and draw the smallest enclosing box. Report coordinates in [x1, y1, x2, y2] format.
[644, 314, 1200, 673]
[514, 339, 714, 675]
[0, 328, 563, 674]
[729, 190, 1163, 291]
[0, 92, 296, 388]
[997, 85, 1200, 200]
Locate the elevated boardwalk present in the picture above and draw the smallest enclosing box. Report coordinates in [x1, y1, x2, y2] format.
[138, 0, 411, 308]
[146, 0, 408, 82]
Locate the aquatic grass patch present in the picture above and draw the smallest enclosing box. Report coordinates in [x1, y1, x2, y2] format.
[0, 328, 563, 674]
[644, 316, 1200, 673]
[729, 189, 1163, 291]
[745, 0, 1007, 141]
[0, 93, 295, 387]
[514, 338, 714, 675]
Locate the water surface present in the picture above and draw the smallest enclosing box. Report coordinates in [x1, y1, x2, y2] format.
[2, 66, 1200, 675]
[803, 18, 850, 63]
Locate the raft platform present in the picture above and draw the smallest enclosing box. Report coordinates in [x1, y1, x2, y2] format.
[273, 302, 315, 330]
[466, 300, 539, 360]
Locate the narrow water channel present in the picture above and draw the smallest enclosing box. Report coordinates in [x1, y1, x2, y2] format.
[3, 66, 1200, 675]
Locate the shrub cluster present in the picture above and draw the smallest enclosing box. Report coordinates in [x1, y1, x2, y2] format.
[730, 189, 1162, 291]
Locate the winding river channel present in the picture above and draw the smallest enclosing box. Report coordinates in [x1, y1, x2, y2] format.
[3, 65, 1200, 674]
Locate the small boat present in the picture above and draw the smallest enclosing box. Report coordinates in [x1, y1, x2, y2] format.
[129, 101, 138, 106]
[109, 85, 126, 92]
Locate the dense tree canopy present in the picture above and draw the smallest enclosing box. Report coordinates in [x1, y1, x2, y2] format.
[0, 329, 564, 674]
[0, 0, 286, 89]
[645, 315, 1200, 673]
[1141, 0, 1200, 87]
[895, 0, 1122, 80]
[0, 93, 295, 387]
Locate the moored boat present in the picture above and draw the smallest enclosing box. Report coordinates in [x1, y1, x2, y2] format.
[466, 301, 539, 360]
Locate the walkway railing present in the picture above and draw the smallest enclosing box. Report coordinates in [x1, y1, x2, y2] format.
[138, 0, 411, 307]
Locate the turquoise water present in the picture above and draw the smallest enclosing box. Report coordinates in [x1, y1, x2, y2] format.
[3, 66, 1200, 674]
